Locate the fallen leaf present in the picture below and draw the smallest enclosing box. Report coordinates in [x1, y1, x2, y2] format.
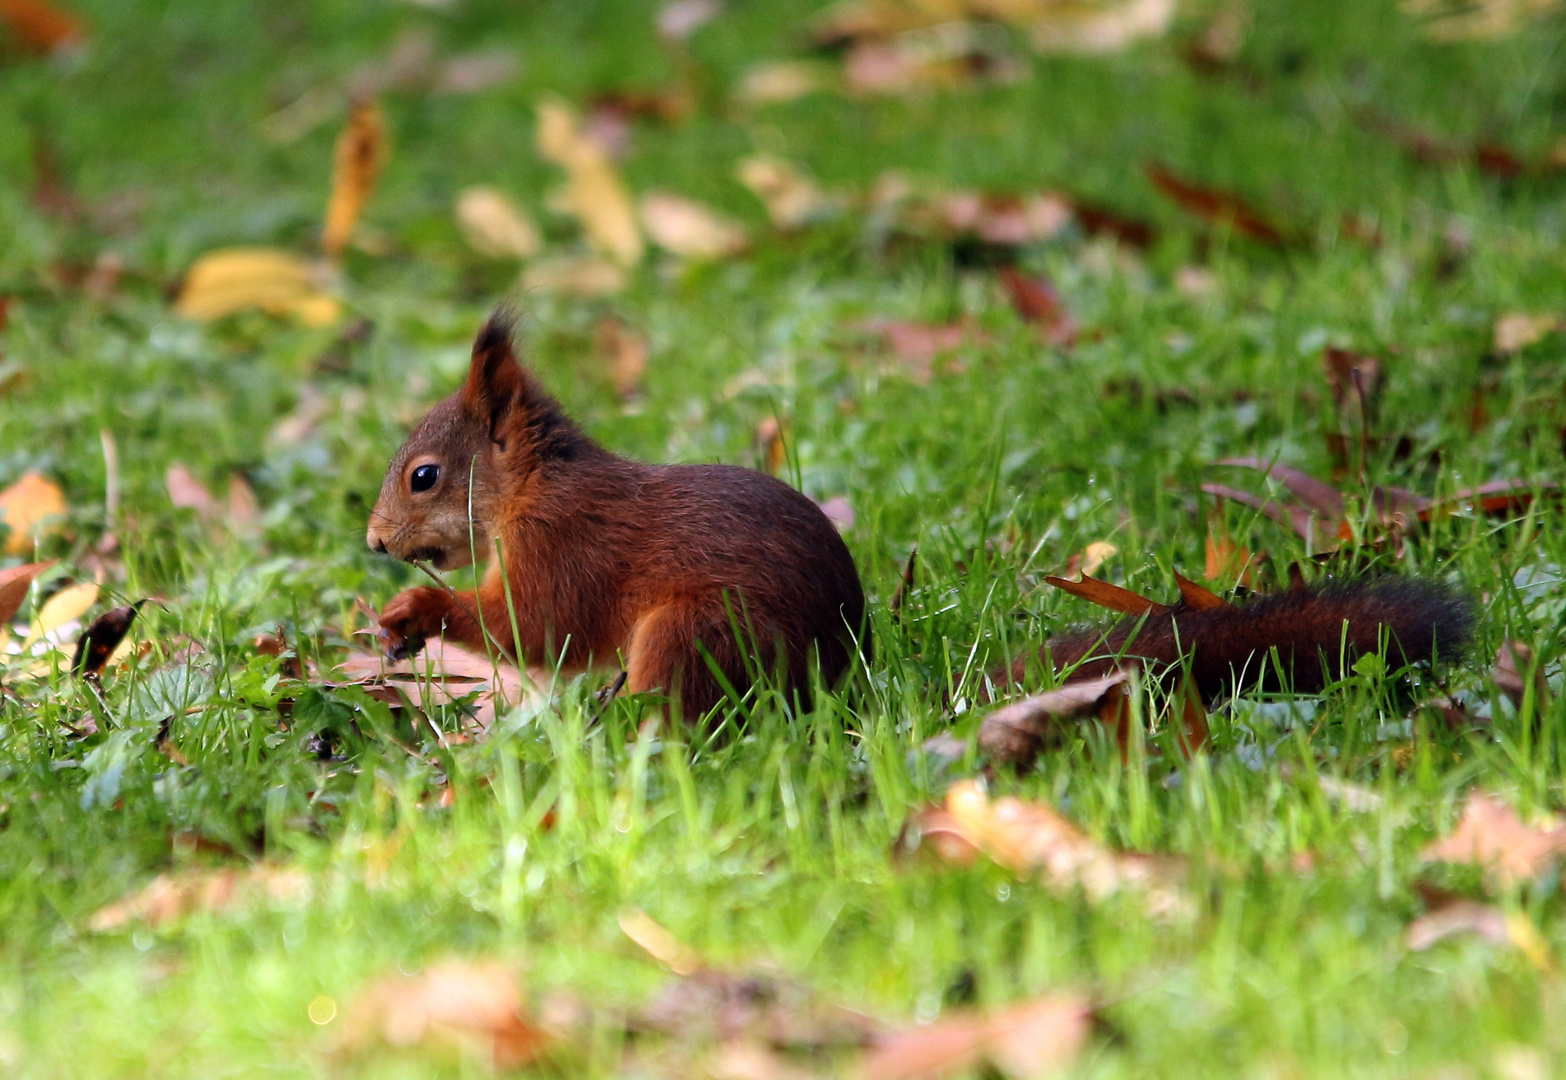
[1421, 791, 1566, 889]
[595, 315, 649, 400]
[1322, 346, 1382, 419]
[174, 248, 340, 325]
[0, 559, 55, 625]
[1494, 312, 1560, 354]
[912, 779, 1188, 917]
[844, 23, 1024, 95]
[737, 155, 836, 229]
[29, 579, 97, 642]
[0, 0, 83, 54]
[658, 0, 722, 40]
[1043, 574, 1166, 617]
[166, 463, 216, 516]
[1145, 162, 1290, 247]
[815, 496, 855, 533]
[435, 49, 521, 94]
[340, 636, 541, 733]
[338, 959, 550, 1070]
[88, 864, 309, 931]
[619, 909, 703, 975]
[1217, 457, 1345, 519]
[227, 474, 260, 532]
[640, 191, 749, 259]
[978, 672, 1131, 764]
[1203, 523, 1255, 586]
[1401, 0, 1562, 42]
[72, 602, 143, 676]
[454, 186, 541, 260]
[932, 191, 1072, 246]
[633, 966, 878, 1049]
[322, 100, 388, 260]
[521, 253, 628, 296]
[1406, 897, 1510, 951]
[1027, 0, 1176, 52]
[861, 992, 1093, 1080]
[1077, 541, 1117, 578]
[0, 471, 66, 555]
[1493, 640, 1547, 711]
[734, 60, 835, 106]
[863, 319, 980, 383]
[997, 267, 1076, 346]
[536, 96, 644, 267]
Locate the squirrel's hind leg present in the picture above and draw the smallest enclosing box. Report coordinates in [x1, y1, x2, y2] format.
[625, 602, 753, 724]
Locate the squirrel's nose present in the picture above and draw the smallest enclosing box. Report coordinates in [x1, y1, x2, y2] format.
[366, 525, 389, 553]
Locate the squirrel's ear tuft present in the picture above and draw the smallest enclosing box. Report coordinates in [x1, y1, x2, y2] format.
[463, 312, 527, 444]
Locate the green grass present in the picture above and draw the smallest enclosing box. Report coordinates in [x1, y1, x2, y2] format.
[3, 0, 1566, 1075]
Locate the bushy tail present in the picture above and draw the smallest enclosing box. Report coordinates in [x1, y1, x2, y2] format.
[1020, 577, 1476, 702]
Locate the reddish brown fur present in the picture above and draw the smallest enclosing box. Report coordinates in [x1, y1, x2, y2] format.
[367, 314, 866, 720]
[1005, 578, 1474, 702]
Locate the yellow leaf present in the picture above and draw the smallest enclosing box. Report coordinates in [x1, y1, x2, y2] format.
[734, 60, 835, 107]
[639, 191, 749, 260]
[736, 155, 834, 229]
[1078, 540, 1117, 578]
[1494, 312, 1560, 354]
[174, 248, 341, 325]
[322, 100, 388, 260]
[1027, 0, 1176, 53]
[0, 472, 66, 555]
[28, 580, 98, 644]
[455, 186, 541, 260]
[536, 96, 643, 267]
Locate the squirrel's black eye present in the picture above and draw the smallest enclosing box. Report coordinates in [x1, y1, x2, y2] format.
[410, 464, 440, 493]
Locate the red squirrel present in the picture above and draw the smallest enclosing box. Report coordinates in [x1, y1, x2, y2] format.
[366, 313, 866, 719]
[1007, 575, 1475, 703]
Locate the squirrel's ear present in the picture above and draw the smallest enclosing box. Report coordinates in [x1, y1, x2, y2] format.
[462, 314, 528, 446]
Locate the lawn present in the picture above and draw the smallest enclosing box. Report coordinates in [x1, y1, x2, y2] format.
[2, 0, 1566, 1076]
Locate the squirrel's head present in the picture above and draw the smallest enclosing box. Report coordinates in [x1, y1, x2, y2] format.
[366, 314, 586, 570]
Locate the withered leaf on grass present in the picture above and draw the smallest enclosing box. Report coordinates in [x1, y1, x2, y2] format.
[1493, 640, 1547, 710]
[595, 315, 649, 401]
[734, 60, 836, 107]
[861, 992, 1094, 1080]
[537, 96, 644, 268]
[0, 559, 55, 625]
[27, 578, 98, 646]
[1401, 0, 1563, 42]
[341, 636, 541, 733]
[978, 672, 1130, 765]
[337, 960, 551, 1070]
[1145, 162, 1291, 247]
[1494, 312, 1561, 354]
[844, 23, 1023, 96]
[997, 267, 1077, 347]
[862, 319, 983, 383]
[658, 0, 722, 40]
[174, 248, 340, 326]
[1421, 791, 1566, 889]
[521, 254, 628, 297]
[640, 191, 749, 260]
[737, 156, 837, 230]
[905, 780, 1189, 918]
[322, 100, 388, 260]
[72, 601, 144, 676]
[0, 471, 66, 555]
[1406, 896, 1510, 951]
[88, 864, 310, 931]
[454, 186, 541, 260]
[0, 0, 84, 54]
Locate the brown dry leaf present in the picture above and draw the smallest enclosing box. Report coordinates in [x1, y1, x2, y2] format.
[227, 474, 260, 533]
[0, 559, 55, 625]
[997, 267, 1077, 346]
[338, 959, 550, 1070]
[0, 0, 83, 54]
[1493, 640, 1547, 711]
[1494, 312, 1561, 354]
[1043, 574, 1166, 617]
[619, 908, 703, 975]
[454, 186, 541, 260]
[71, 602, 142, 676]
[322, 100, 388, 260]
[0, 471, 66, 556]
[88, 864, 310, 931]
[932, 191, 1072, 246]
[844, 23, 1023, 95]
[166, 463, 215, 516]
[932, 779, 1189, 917]
[1145, 162, 1291, 247]
[737, 155, 836, 230]
[861, 992, 1093, 1080]
[174, 248, 341, 326]
[595, 315, 649, 400]
[734, 60, 836, 106]
[1421, 791, 1566, 889]
[521, 253, 628, 297]
[1322, 346, 1382, 418]
[536, 96, 644, 267]
[1216, 457, 1345, 519]
[1406, 897, 1510, 951]
[978, 671, 1130, 765]
[863, 319, 981, 383]
[341, 637, 542, 733]
[640, 191, 749, 260]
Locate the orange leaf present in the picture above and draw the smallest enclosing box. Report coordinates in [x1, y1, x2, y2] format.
[1421, 791, 1566, 890]
[1044, 574, 1166, 616]
[0, 471, 67, 555]
[322, 100, 387, 260]
[0, 0, 82, 54]
[1172, 571, 1227, 611]
[0, 559, 54, 624]
[1145, 162, 1290, 247]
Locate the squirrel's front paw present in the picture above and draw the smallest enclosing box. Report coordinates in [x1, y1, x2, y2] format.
[377, 586, 449, 662]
